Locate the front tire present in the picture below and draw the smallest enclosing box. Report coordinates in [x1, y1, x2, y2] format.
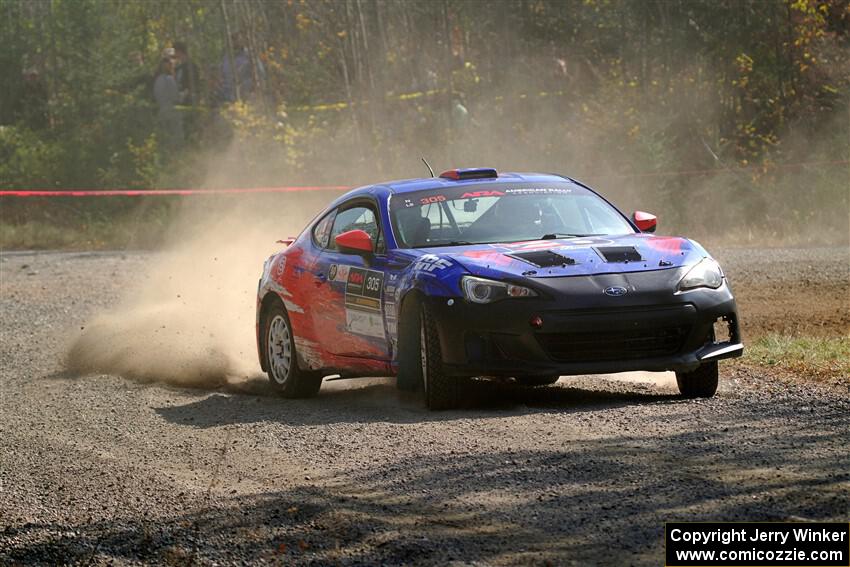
[676, 361, 719, 398]
[262, 302, 322, 398]
[420, 304, 458, 410]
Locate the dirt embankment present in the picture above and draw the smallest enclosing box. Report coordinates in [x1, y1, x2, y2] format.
[712, 247, 849, 338]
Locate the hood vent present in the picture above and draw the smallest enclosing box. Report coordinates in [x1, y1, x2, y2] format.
[507, 250, 576, 268]
[595, 246, 642, 263]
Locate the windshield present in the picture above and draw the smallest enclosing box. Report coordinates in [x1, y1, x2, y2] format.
[390, 183, 635, 248]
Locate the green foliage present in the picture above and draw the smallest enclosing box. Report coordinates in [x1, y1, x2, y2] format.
[0, 126, 63, 188]
[0, 0, 847, 247]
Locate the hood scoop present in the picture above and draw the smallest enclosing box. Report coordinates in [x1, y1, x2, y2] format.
[595, 246, 642, 263]
[507, 249, 576, 268]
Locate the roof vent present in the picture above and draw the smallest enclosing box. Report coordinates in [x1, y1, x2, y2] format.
[439, 168, 498, 180]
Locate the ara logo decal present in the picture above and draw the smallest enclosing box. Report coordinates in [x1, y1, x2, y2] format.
[413, 254, 452, 273]
[461, 190, 505, 198]
[603, 286, 628, 297]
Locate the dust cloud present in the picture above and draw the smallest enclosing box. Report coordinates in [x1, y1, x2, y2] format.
[65, 146, 333, 388]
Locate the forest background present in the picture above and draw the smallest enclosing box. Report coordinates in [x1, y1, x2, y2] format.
[1, 0, 848, 249]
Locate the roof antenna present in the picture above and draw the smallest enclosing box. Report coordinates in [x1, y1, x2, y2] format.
[421, 157, 435, 178]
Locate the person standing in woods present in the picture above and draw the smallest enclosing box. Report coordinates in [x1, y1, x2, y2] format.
[174, 41, 200, 106]
[217, 35, 251, 104]
[216, 33, 266, 104]
[173, 40, 201, 141]
[152, 57, 183, 149]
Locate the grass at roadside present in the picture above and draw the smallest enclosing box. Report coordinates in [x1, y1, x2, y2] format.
[0, 220, 167, 250]
[741, 334, 850, 383]
[0, 203, 177, 250]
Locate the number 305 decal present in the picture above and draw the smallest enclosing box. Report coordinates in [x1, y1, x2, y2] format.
[365, 275, 381, 292]
[419, 195, 446, 205]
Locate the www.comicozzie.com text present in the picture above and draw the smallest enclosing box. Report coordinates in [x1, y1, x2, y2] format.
[669, 526, 847, 546]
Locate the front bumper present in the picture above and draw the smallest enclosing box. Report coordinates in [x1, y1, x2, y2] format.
[425, 269, 742, 377]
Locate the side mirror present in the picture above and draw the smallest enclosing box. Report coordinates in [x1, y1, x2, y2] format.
[632, 210, 657, 233]
[335, 229, 374, 255]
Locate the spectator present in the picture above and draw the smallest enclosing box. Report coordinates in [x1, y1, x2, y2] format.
[152, 57, 183, 148]
[173, 41, 200, 106]
[217, 34, 264, 104]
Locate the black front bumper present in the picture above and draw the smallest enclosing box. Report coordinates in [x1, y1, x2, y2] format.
[425, 269, 742, 377]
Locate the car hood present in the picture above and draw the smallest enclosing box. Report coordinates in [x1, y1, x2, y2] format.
[418, 234, 709, 279]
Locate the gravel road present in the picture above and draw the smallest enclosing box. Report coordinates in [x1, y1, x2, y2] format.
[1, 247, 848, 566]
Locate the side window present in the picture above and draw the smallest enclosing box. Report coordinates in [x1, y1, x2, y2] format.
[329, 205, 379, 251]
[312, 210, 336, 249]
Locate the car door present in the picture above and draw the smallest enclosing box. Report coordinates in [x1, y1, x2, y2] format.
[310, 200, 391, 361]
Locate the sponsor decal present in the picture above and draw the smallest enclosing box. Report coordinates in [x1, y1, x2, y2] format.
[643, 236, 688, 254]
[345, 269, 383, 311]
[461, 190, 505, 198]
[329, 263, 350, 282]
[343, 267, 386, 338]
[272, 256, 287, 279]
[345, 310, 385, 339]
[461, 248, 516, 267]
[413, 254, 452, 273]
[504, 187, 573, 194]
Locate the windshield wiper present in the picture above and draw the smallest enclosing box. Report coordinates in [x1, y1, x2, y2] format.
[424, 240, 474, 248]
[540, 233, 603, 239]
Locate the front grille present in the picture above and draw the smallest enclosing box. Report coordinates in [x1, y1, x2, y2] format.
[537, 325, 691, 362]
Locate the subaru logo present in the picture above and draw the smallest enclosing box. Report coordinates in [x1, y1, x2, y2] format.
[604, 286, 628, 297]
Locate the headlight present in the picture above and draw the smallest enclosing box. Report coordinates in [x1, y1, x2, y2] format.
[678, 258, 724, 291]
[461, 276, 538, 304]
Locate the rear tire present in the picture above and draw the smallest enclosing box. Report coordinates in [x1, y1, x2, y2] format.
[420, 304, 458, 410]
[516, 375, 560, 387]
[676, 361, 719, 398]
[262, 302, 322, 398]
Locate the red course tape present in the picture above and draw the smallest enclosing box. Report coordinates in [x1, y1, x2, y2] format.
[0, 186, 352, 197]
[1, 160, 846, 197]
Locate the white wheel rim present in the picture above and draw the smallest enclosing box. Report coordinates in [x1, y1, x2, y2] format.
[420, 318, 428, 394]
[268, 314, 292, 385]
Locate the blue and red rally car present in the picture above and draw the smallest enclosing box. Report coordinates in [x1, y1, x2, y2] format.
[256, 168, 742, 409]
